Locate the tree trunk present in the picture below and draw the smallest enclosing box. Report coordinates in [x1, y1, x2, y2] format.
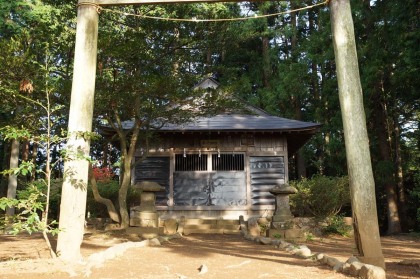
[56, 2, 99, 262]
[373, 88, 401, 234]
[290, 2, 306, 178]
[21, 140, 30, 183]
[262, 36, 271, 88]
[6, 139, 20, 216]
[329, 0, 385, 268]
[0, 141, 10, 197]
[393, 113, 408, 231]
[118, 158, 132, 228]
[296, 150, 307, 178]
[173, 27, 180, 76]
[118, 123, 141, 229]
[31, 142, 39, 181]
[89, 164, 120, 223]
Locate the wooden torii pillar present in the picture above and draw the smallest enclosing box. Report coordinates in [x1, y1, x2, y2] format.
[58, 0, 385, 268]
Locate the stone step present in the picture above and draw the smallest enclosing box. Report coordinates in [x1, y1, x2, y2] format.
[183, 224, 240, 230]
[183, 228, 242, 235]
[184, 219, 217, 225]
[185, 219, 239, 225]
[183, 224, 213, 230]
[182, 218, 241, 235]
[184, 228, 224, 235]
[216, 219, 240, 226]
[219, 224, 240, 230]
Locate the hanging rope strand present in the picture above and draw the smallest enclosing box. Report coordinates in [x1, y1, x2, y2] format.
[97, 0, 329, 23]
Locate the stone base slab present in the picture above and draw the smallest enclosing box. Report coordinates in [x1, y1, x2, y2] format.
[130, 212, 159, 227]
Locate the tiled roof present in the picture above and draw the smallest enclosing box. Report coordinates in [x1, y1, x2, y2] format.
[158, 114, 320, 132]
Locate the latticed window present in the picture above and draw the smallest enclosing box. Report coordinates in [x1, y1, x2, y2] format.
[212, 153, 244, 171]
[175, 154, 208, 171]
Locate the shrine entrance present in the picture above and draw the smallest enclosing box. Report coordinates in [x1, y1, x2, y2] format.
[57, 0, 384, 268]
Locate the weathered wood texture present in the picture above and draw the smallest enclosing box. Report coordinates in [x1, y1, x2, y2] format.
[134, 157, 170, 205]
[135, 154, 285, 209]
[144, 134, 286, 153]
[250, 156, 284, 205]
[173, 172, 247, 206]
[329, 0, 385, 268]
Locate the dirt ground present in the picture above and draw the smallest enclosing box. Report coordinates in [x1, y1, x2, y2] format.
[0, 231, 419, 279]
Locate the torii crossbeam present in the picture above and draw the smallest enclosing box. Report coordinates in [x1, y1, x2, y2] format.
[57, 0, 385, 269]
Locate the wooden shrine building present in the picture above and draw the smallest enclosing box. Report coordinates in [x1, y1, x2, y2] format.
[118, 78, 321, 220]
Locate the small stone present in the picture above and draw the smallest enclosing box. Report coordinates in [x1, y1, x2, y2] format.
[271, 239, 281, 246]
[259, 237, 272, 245]
[158, 236, 169, 244]
[285, 245, 296, 252]
[244, 233, 255, 241]
[359, 264, 386, 279]
[247, 217, 261, 237]
[315, 253, 324, 261]
[295, 247, 312, 258]
[149, 238, 161, 246]
[349, 261, 364, 277]
[341, 263, 351, 274]
[198, 264, 208, 275]
[169, 232, 183, 239]
[346, 256, 360, 264]
[324, 256, 341, 268]
[278, 241, 289, 249]
[333, 262, 344, 272]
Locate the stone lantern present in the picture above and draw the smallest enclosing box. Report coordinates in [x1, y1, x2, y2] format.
[130, 181, 165, 228]
[266, 183, 303, 240]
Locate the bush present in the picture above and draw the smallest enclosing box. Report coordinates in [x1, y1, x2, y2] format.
[17, 179, 63, 221]
[0, 185, 59, 235]
[322, 215, 352, 236]
[86, 180, 139, 218]
[15, 179, 140, 220]
[290, 175, 350, 219]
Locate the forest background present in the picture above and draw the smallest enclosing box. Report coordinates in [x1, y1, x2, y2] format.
[0, 0, 418, 236]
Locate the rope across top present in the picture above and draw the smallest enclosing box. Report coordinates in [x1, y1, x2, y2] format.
[78, 0, 330, 22]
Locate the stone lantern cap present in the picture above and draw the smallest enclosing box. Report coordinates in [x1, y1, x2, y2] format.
[133, 181, 165, 192]
[268, 183, 297, 195]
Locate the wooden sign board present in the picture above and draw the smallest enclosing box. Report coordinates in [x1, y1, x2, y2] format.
[200, 140, 220, 148]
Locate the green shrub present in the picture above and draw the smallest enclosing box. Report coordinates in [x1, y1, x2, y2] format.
[322, 215, 352, 236]
[290, 175, 350, 219]
[16, 179, 63, 221]
[15, 179, 141, 220]
[86, 180, 140, 218]
[0, 185, 59, 235]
